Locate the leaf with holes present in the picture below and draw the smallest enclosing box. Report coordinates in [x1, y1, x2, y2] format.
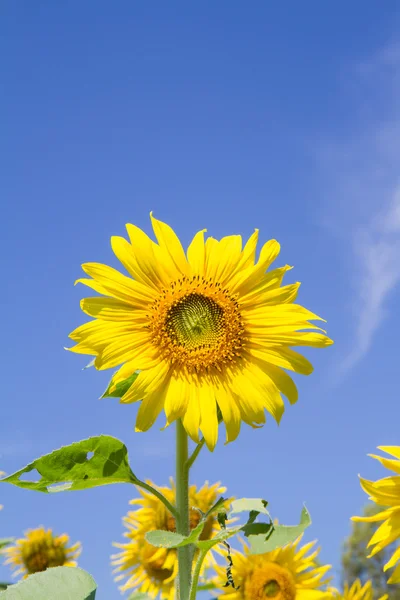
[229, 498, 270, 518]
[0, 567, 96, 599]
[0, 436, 137, 493]
[101, 372, 139, 399]
[248, 505, 311, 554]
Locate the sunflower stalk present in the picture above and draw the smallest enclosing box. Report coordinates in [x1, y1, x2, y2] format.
[188, 548, 209, 600]
[176, 419, 193, 600]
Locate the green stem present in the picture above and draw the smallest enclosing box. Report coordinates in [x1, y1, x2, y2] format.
[134, 478, 178, 518]
[188, 548, 208, 600]
[185, 438, 206, 471]
[176, 419, 192, 600]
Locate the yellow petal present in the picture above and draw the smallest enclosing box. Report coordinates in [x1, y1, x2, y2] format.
[150, 213, 189, 276]
[80, 297, 146, 322]
[198, 379, 218, 451]
[120, 362, 170, 404]
[164, 374, 189, 424]
[187, 229, 206, 275]
[182, 384, 201, 443]
[135, 387, 168, 432]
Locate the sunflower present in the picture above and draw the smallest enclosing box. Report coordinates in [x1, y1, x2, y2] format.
[68, 215, 333, 450]
[111, 480, 229, 598]
[352, 446, 400, 583]
[215, 535, 331, 600]
[331, 580, 388, 600]
[1, 526, 81, 579]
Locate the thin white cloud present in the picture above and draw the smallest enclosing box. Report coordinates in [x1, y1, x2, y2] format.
[342, 196, 400, 371]
[319, 42, 400, 373]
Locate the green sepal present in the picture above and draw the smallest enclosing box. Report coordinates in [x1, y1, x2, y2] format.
[0, 567, 96, 599]
[101, 372, 139, 399]
[0, 436, 137, 493]
[0, 539, 14, 550]
[127, 593, 154, 600]
[248, 505, 311, 554]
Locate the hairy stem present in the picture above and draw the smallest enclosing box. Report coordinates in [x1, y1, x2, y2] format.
[176, 419, 192, 599]
[188, 548, 209, 600]
[133, 478, 177, 518]
[185, 438, 206, 471]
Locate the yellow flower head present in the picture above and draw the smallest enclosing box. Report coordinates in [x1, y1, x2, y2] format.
[330, 580, 388, 600]
[1, 526, 81, 579]
[352, 446, 400, 584]
[215, 535, 331, 600]
[68, 215, 333, 450]
[111, 480, 229, 598]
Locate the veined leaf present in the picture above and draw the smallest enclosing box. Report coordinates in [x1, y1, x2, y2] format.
[248, 505, 311, 554]
[0, 436, 137, 493]
[0, 567, 96, 599]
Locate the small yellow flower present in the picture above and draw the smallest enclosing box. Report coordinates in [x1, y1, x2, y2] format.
[215, 535, 331, 600]
[111, 480, 229, 598]
[1, 526, 81, 579]
[352, 446, 400, 583]
[330, 580, 388, 600]
[68, 215, 333, 451]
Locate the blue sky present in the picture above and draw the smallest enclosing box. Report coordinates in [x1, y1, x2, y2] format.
[2, 1, 400, 597]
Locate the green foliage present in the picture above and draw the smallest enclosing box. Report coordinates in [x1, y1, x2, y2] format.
[127, 594, 154, 600]
[0, 436, 137, 493]
[341, 503, 400, 600]
[101, 373, 139, 399]
[146, 498, 311, 556]
[0, 567, 96, 599]
[248, 506, 311, 554]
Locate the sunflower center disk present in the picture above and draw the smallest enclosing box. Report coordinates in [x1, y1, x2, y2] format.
[150, 278, 245, 373]
[245, 563, 296, 600]
[166, 294, 224, 349]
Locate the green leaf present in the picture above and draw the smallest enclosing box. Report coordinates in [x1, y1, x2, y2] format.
[0, 436, 137, 493]
[146, 517, 206, 549]
[0, 539, 14, 550]
[197, 525, 243, 550]
[204, 496, 228, 520]
[101, 372, 139, 399]
[127, 593, 154, 600]
[145, 530, 186, 548]
[229, 498, 269, 518]
[0, 567, 96, 599]
[248, 505, 311, 554]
